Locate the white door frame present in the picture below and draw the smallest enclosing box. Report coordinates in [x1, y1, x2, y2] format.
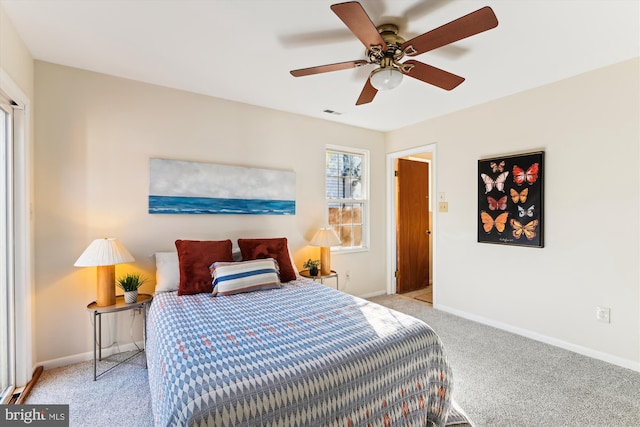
[0, 67, 33, 393]
[386, 144, 438, 301]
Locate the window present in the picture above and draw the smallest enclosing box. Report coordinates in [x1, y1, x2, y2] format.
[325, 146, 369, 251]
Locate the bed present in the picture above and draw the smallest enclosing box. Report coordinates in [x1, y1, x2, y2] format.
[146, 239, 453, 426]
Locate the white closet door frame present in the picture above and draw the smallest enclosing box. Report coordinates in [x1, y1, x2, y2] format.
[0, 67, 33, 401]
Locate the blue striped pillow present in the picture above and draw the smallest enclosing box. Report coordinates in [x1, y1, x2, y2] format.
[210, 258, 282, 296]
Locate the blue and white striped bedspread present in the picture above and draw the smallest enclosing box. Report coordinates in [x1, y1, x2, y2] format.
[146, 279, 452, 426]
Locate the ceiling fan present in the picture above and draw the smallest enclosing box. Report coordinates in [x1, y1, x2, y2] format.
[290, 1, 498, 105]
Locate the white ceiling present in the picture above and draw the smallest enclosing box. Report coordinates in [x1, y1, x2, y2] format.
[2, 0, 638, 132]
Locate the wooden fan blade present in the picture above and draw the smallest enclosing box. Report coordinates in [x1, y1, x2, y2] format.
[401, 6, 498, 56]
[356, 78, 378, 105]
[290, 60, 369, 77]
[402, 60, 465, 90]
[331, 2, 387, 51]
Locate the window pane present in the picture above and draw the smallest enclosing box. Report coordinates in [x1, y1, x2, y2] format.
[326, 176, 340, 199]
[347, 155, 362, 178]
[325, 152, 340, 177]
[336, 226, 349, 247]
[352, 225, 362, 247]
[328, 203, 342, 226]
[350, 178, 362, 200]
[342, 224, 362, 247]
[351, 203, 363, 225]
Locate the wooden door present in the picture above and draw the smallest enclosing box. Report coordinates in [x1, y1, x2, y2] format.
[396, 158, 430, 293]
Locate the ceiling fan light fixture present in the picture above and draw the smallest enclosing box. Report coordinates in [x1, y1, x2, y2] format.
[369, 67, 403, 91]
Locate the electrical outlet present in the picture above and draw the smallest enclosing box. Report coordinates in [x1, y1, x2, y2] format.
[596, 306, 610, 323]
[438, 201, 449, 212]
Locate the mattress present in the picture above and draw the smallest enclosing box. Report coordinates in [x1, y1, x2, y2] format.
[146, 279, 452, 426]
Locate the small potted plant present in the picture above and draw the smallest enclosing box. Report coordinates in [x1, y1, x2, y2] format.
[303, 259, 321, 276]
[117, 273, 147, 303]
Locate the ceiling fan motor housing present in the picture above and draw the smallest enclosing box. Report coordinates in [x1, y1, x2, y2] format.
[367, 24, 406, 65]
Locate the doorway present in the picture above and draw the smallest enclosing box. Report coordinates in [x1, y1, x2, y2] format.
[386, 144, 436, 303]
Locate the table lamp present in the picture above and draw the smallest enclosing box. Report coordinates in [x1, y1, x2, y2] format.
[74, 238, 135, 306]
[310, 227, 341, 276]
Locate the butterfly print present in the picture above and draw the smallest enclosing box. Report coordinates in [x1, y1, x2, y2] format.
[487, 195, 508, 211]
[480, 171, 509, 194]
[480, 211, 509, 233]
[517, 205, 535, 218]
[510, 188, 528, 204]
[490, 160, 505, 173]
[513, 163, 539, 185]
[510, 218, 539, 240]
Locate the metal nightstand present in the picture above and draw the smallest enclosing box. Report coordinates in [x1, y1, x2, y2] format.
[86, 293, 152, 381]
[299, 269, 339, 290]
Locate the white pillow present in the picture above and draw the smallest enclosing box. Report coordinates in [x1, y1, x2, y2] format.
[154, 252, 179, 293]
[290, 252, 301, 278]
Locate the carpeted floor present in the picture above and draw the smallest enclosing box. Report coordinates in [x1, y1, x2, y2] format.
[370, 294, 640, 427]
[24, 294, 640, 426]
[26, 351, 153, 426]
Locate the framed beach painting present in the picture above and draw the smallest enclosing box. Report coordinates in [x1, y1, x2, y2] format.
[148, 158, 296, 215]
[477, 151, 544, 247]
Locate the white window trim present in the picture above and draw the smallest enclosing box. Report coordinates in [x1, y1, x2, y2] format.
[0, 67, 34, 395]
[325, 144, 370, 253]
[0, 92, 14, 404]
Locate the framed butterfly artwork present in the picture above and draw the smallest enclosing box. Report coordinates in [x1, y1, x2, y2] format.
[477, 151, 544, 247]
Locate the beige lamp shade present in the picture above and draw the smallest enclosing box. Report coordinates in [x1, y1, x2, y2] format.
[75, 238, 135, 306]
[310, 227, 341, 276]
[74, 238, 135, 267]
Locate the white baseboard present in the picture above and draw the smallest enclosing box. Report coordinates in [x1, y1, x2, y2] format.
[38, 341, 145, 370]
[357, 290, 387, 299]
[436, 304, 640, 373]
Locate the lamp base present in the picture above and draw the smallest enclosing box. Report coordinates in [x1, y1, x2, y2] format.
[96, 265, 116, 306]
[320, 247, 331, 276]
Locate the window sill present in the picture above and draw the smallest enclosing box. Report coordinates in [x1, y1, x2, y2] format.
[331, 247, 369, 255]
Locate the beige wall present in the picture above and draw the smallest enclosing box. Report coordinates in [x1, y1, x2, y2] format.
[387, 58, 640, 370]
[0, 4, 33, 99]
[34, 61, 386, 365]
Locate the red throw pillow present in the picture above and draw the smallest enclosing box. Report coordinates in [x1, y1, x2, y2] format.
[175, 239, 234, 295]
[238, 237, 297, 282]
